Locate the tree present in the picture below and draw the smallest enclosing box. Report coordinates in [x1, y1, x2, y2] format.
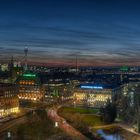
[16, 125, 25, 140]
[102, 101, 117, 123]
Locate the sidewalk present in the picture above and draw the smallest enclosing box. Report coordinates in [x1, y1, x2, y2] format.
[117, 123, 140, 136]
[91, 122, 140, 138]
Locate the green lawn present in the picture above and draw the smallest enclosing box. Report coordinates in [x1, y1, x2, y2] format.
[81, 114, 104, 126]
[58, 106, 99, 114]
[58, 107, 103, 127]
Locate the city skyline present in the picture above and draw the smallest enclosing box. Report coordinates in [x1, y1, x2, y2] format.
[0, 0, 140, 66]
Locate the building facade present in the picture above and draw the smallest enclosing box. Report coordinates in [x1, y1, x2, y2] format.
[0, 83, 19, 118]
[73, 84, 121, 108]
[44, 79, 73, 103]
[117, 82, 140, 132]
[17, 73, 45, 101]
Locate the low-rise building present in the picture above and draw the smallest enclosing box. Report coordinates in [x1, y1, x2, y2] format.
[0, 83, 19, 118]
[73, 84, 121, 108]
[44, 79, 73, 103]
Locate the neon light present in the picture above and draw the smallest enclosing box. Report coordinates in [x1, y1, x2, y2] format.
[80, 85, 103, 89]
[23, 74, 36, 77]
[120, 66, 128, 71]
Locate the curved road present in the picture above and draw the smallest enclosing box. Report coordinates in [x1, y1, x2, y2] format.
[47, 107, 89, 140]
[0, 116, 27, 133]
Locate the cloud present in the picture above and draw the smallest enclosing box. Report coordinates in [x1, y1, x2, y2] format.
[0, 10, 140, 66]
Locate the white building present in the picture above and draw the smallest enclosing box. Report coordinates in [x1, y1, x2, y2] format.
[73, 84, 121, 108]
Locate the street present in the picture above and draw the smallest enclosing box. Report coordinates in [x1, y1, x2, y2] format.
[47, 106, 89, 140]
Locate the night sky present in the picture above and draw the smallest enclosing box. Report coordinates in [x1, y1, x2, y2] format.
[0, 0, 140, 66]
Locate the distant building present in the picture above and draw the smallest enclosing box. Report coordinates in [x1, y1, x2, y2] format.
[13, 61, 21, 68]
[0, 83, 19, 118]
[16, 73, 45, 101]
[73, 84, 121, 108]
[1, 64, 9, 72]
[12, 67, 24, 79]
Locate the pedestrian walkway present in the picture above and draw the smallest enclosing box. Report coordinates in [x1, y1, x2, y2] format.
[47, 107, 89, 140]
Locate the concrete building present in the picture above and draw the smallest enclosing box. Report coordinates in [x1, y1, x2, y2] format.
[44, 79, 73, 103]
[73, 84, 121, 108]
[0, 83, 19, 118]
[118, 82, 140, 132]
[121, 82, 140, 106]
[16, 73, 45, 101]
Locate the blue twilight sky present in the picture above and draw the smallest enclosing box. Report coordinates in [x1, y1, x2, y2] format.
[0, 0, 140, 66]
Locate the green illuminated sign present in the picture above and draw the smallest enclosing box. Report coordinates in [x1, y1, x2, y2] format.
[23, 74, 36, 77]
[120, 66, 129, 71]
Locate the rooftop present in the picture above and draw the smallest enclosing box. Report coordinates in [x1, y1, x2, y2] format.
[77, 83, 120, 90]
[16, 72, 41, 84]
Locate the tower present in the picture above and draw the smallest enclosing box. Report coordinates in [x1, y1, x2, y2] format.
[24, 47, 28, 71]
[76, 55, 78, 73]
